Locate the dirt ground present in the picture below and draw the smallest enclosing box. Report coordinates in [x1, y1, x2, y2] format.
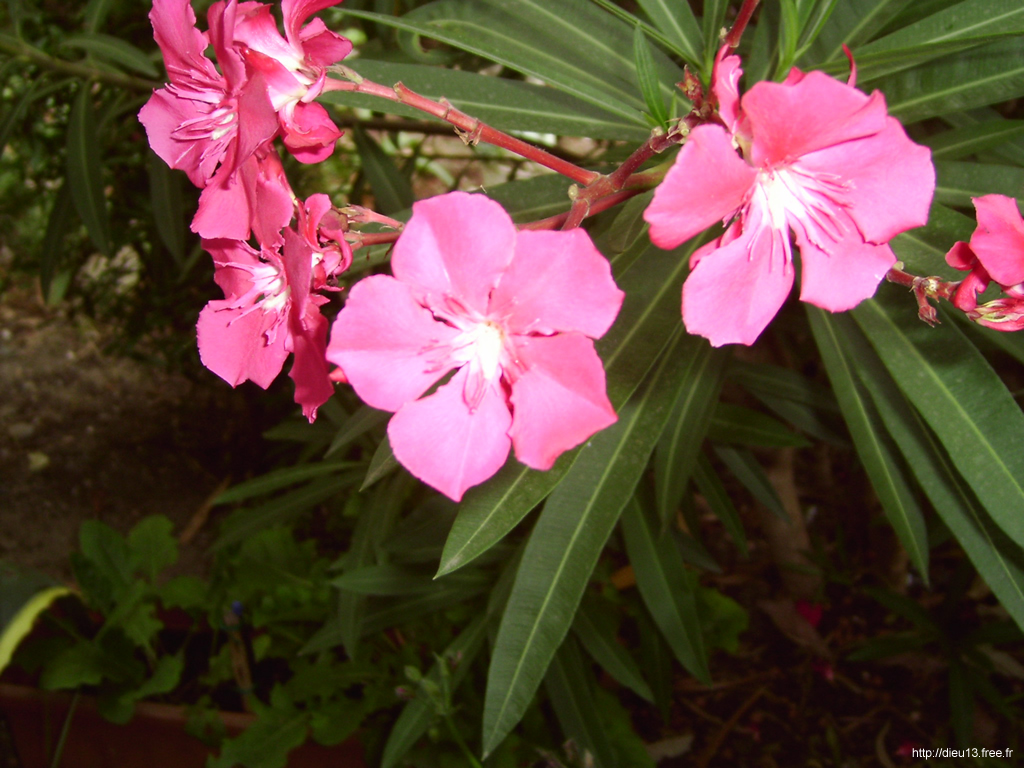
[0, 283, 272, 581]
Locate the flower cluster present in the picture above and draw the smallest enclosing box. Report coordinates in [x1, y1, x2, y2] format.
[140, 0, 352, 419]
[946, 195, 1024, 331]
[644, 48, 935, 346]
[141, 0, 955, 500]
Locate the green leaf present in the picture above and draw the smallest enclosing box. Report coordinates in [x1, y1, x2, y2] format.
[214, 473, 362, 549]
[942, 108, 1024, 165]
[39, 182, 76, 300]
[0, 582, 72, 674]
[209, 697, 309, 768]
[808, 310, 930, 578]
[147, 150, 186, 264]
[325, 60, 648, 141]
[934, 160, 1024, 208]
[544, 637, 619, 768]
[572, 596, 653, 702]
[482, 327, 698, 756]
[361, 436, 401, 491]
[707, 403, 812, 448]
[620, 497, 710, 682]
[438, 238, 701, 576]
[859, 0, 1024, 52]
[345, 0, 683, 123]
[214, 461, 358, 505]
[634, 24, 669, 126]
[847, 328, 1024, 632]
[712, 446, 786, 519]
[67, 84, 112, 256]
[380, 614, 490, 768]
[352, 126, 413, 215]
[880, 38, 1024, 123]
[693, 453, 748, 557]
[814, 0, 916, 63]
[358, 574, 491, 636]
[924, 120, 1024, 160]
[330, 564, 434, 595]
[127, 516, 177, 583]
[325, 406, 388, 458]
[83, 0, 116, 32]
[853, 294, 1024, 548]
[62, 33, 160, 77]
[653, 341, 729, 524]
[635, 0, 703, 65]
[702, 0, 730, 74]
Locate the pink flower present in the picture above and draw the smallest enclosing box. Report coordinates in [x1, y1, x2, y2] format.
[139, 0, 279, 238]
[644, 48, 935, 346]
[234, 0, 352, 162]
[197, 226, 335, 421]
[946, 195, 1024, 312]
[326, 192, 624, 501]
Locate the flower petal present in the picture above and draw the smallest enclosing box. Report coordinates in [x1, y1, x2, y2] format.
[508, 333, 617, 470]
[796, 232, 895, 312]
[488, 229, 623, 338]
[644, 124, 757, 250]
[325, 275, 460, 412]
[197, 301, 289, 388]
[288, 305, 333, 422]
[799, 118, 934, 244]
[742, 72, 888, 167]
[391, 192, 518, 314]
[681, 219, 794, 346]
[388, 368, 512, 501]
[970, 194, 1024, 287]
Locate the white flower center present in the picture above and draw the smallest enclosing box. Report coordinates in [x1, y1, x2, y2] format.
[453, 320, 506, 383]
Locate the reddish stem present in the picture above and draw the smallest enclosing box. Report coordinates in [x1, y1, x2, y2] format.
[326, 69, 600, 187]
[885, 265, 961, 326]
[725, 0, 761, 49]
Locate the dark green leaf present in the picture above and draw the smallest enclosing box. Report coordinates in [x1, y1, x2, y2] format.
[808, 310, 930, 578]
[215, 461, 358, 505]
[620, 497, 710, 681]
[707, 402, 812, 448]
[67, 85, 112, 256]
[924, 119, 1024, 160]
[352, 126, 413, 215]
[482, 327, 698, 755]
[572, 596, 653, 702]
[147, 150, 185, 264]
[934, 160, 1024, 208]
[693, 453, 748, 557]
[635, 0, 703, 65]
[362, 436, 400, 490]
[545, 637, 619, 768]
[853, 294, 1024, 547]
[634, 24, 669, 126]
[713, 446, 786, 519]
[63, 33, 160, 77]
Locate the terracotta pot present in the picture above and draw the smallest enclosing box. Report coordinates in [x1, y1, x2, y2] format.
[0, 684, 365, 768]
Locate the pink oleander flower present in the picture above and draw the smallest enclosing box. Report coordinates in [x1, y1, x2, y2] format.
[139, 0, 279, 239]
[644, 48, 935, 346]
[234, 0, 351, 163]
[946, 195, 1024, 310]
[326, 192, 624, 501]
[197, 226, 336, 421]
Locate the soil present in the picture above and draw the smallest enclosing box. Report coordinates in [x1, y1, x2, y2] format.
[0, 282, 275, 581]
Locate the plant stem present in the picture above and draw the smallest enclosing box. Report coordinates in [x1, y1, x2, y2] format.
[724, 0, 762, 49]
[885, 264, 960, 325]
[0, 33, 161, 91]
[49, 691, 80, 768]
[326, 68, 600, 187]
[444, 713, 484, 768]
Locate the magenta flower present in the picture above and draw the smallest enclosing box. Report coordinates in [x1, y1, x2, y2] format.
[326, 192, 624, 501]
[197, 227, 335, 421]
[945, 195, 1024, 330]
[234, 0, 352, 163]
[644, 49, 935, 346]
[139, 0, 279, 238]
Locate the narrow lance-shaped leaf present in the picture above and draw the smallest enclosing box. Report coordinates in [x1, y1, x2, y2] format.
[147, 150, 185, 265]
[808, 309, 930, 578]
[633, 24, 669, 126]
[853, 292, 1024, 548]
[481, 327, 702, 756]
[620, 496, 710, 682]
[635, 0, 703, 65]
[544, 637, 619, 768]
[653, 340, 729, 525]
[841, 317, 1024, 632]
[572, 596, 654, 702]
[693, 452, 748, 558]
[68, 84, 112, 256]
[352, 127, 413, 216]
